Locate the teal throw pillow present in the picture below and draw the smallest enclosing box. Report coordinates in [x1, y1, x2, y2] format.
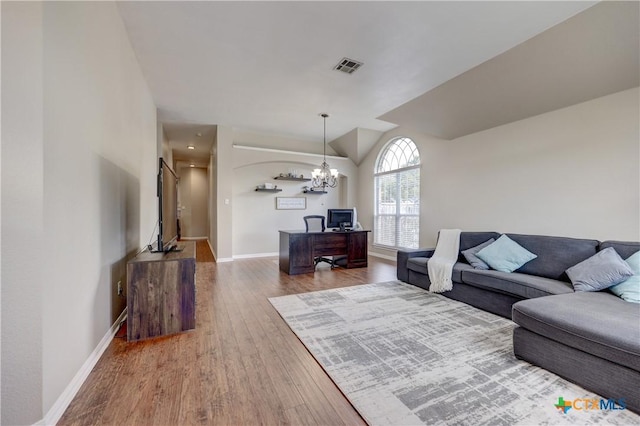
[462, 238, 495, 270]
[609, 251, 640, 303]
[565, 247, 634, 292]
[476, 235, 537, 273]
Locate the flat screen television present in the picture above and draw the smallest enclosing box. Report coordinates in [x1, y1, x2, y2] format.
[327, 208, 354, 230]
[155, 157, 179, 252]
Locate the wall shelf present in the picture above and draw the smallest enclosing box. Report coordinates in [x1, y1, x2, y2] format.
[255, 188, 282, 193]
[303, 190, 327, 194]
[274, 176, 311, 182]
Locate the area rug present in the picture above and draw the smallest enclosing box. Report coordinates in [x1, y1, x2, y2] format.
[269, 281, 639, 425]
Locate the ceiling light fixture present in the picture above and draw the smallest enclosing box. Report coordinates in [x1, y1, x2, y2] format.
[190, 164, 195, 168]
[311, 113, 338, 190]
[187, 144, 195, 150]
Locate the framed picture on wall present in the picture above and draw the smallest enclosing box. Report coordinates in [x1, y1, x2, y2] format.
[276, 197, 306, 210]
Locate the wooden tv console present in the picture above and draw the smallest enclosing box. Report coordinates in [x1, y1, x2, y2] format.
[279, 230, 370, 275]
[126, 241, 195, 341]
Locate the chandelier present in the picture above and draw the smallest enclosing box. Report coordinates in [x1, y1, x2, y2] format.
[311, 113, 339, 189]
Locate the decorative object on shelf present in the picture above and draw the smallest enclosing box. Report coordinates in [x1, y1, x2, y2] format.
[311, 113, 338, 190]
[303, 185, 326, 194]
[255, 184, 281, 192]
[274, 175, 311, 181]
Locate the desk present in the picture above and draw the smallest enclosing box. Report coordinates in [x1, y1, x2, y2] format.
[279, 230, 370, 275]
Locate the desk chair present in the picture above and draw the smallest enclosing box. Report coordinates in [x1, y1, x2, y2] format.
[303, 215, 335, 269]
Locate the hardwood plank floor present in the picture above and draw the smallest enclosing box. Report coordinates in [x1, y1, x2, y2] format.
[59, 241, 397, 425]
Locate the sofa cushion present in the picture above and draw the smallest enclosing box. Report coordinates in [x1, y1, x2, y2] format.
[600, 240, 640, 259]
[461, 269, 573, 299]
[407, 258, 473, 283]
[565, 247, 634, 292]
[512, 292, 640, 372]
[476, 235, 537, 273]
[505, 233, 599, 281]
[462, 238, 495, 270]
[610, 251, 640, 303]
[457, 232, 501, 263]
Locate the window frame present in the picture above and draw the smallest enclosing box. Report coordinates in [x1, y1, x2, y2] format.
[373, 137, 420, 250]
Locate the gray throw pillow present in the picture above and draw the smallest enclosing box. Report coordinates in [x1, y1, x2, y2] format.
[462, 238, 495, 270]
[566, 247, 635, 292]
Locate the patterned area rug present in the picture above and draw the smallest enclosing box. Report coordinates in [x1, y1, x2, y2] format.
[269, 281, 639, 425]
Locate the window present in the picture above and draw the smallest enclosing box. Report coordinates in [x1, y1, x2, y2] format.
[374, 137, 420, 249]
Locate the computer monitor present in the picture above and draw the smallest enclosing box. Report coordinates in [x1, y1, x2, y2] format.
[327, 209, 354, 230]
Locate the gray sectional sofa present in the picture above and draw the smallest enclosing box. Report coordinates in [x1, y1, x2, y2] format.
[396, 232, 640, 413]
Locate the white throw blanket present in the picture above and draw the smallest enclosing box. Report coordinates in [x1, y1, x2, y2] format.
[427, 229, 462, 293]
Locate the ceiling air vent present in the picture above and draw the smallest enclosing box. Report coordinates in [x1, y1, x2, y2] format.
[333, 57, 363, 74]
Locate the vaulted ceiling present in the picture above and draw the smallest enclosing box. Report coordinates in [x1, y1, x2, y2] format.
[117, 1, 637, 159]
[380, 1, 640, 140]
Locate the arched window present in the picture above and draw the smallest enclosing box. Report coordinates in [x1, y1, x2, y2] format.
[374, 137, 420, 249]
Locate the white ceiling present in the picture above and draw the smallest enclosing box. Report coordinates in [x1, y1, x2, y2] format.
[380, 1, 640, 139]
[117, 1, 596, 147]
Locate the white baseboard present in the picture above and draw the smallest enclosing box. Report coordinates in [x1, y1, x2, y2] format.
[207, 240, 234, 262]
[369, 251, 397, 262]
[233, 252, 278, 259]
[207, 239, 215, 258]
[180, 236, 208, 240]
[38, 309, 128, 426]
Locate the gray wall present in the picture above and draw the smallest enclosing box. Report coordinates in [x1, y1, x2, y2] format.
[208, 129, 359, 259]
[214, 126, 234, 260]
[231, 145, 358, 257]
[1, 3, 44, 423]
[1, 2, 157, 423]
[208, 134, 218, 257]
[360, 87, 640, 258]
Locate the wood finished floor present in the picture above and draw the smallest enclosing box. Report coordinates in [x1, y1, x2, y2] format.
[59, 240, 397, 425]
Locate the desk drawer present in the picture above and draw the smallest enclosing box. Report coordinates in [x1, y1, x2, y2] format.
[313, 234, 347, 255]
